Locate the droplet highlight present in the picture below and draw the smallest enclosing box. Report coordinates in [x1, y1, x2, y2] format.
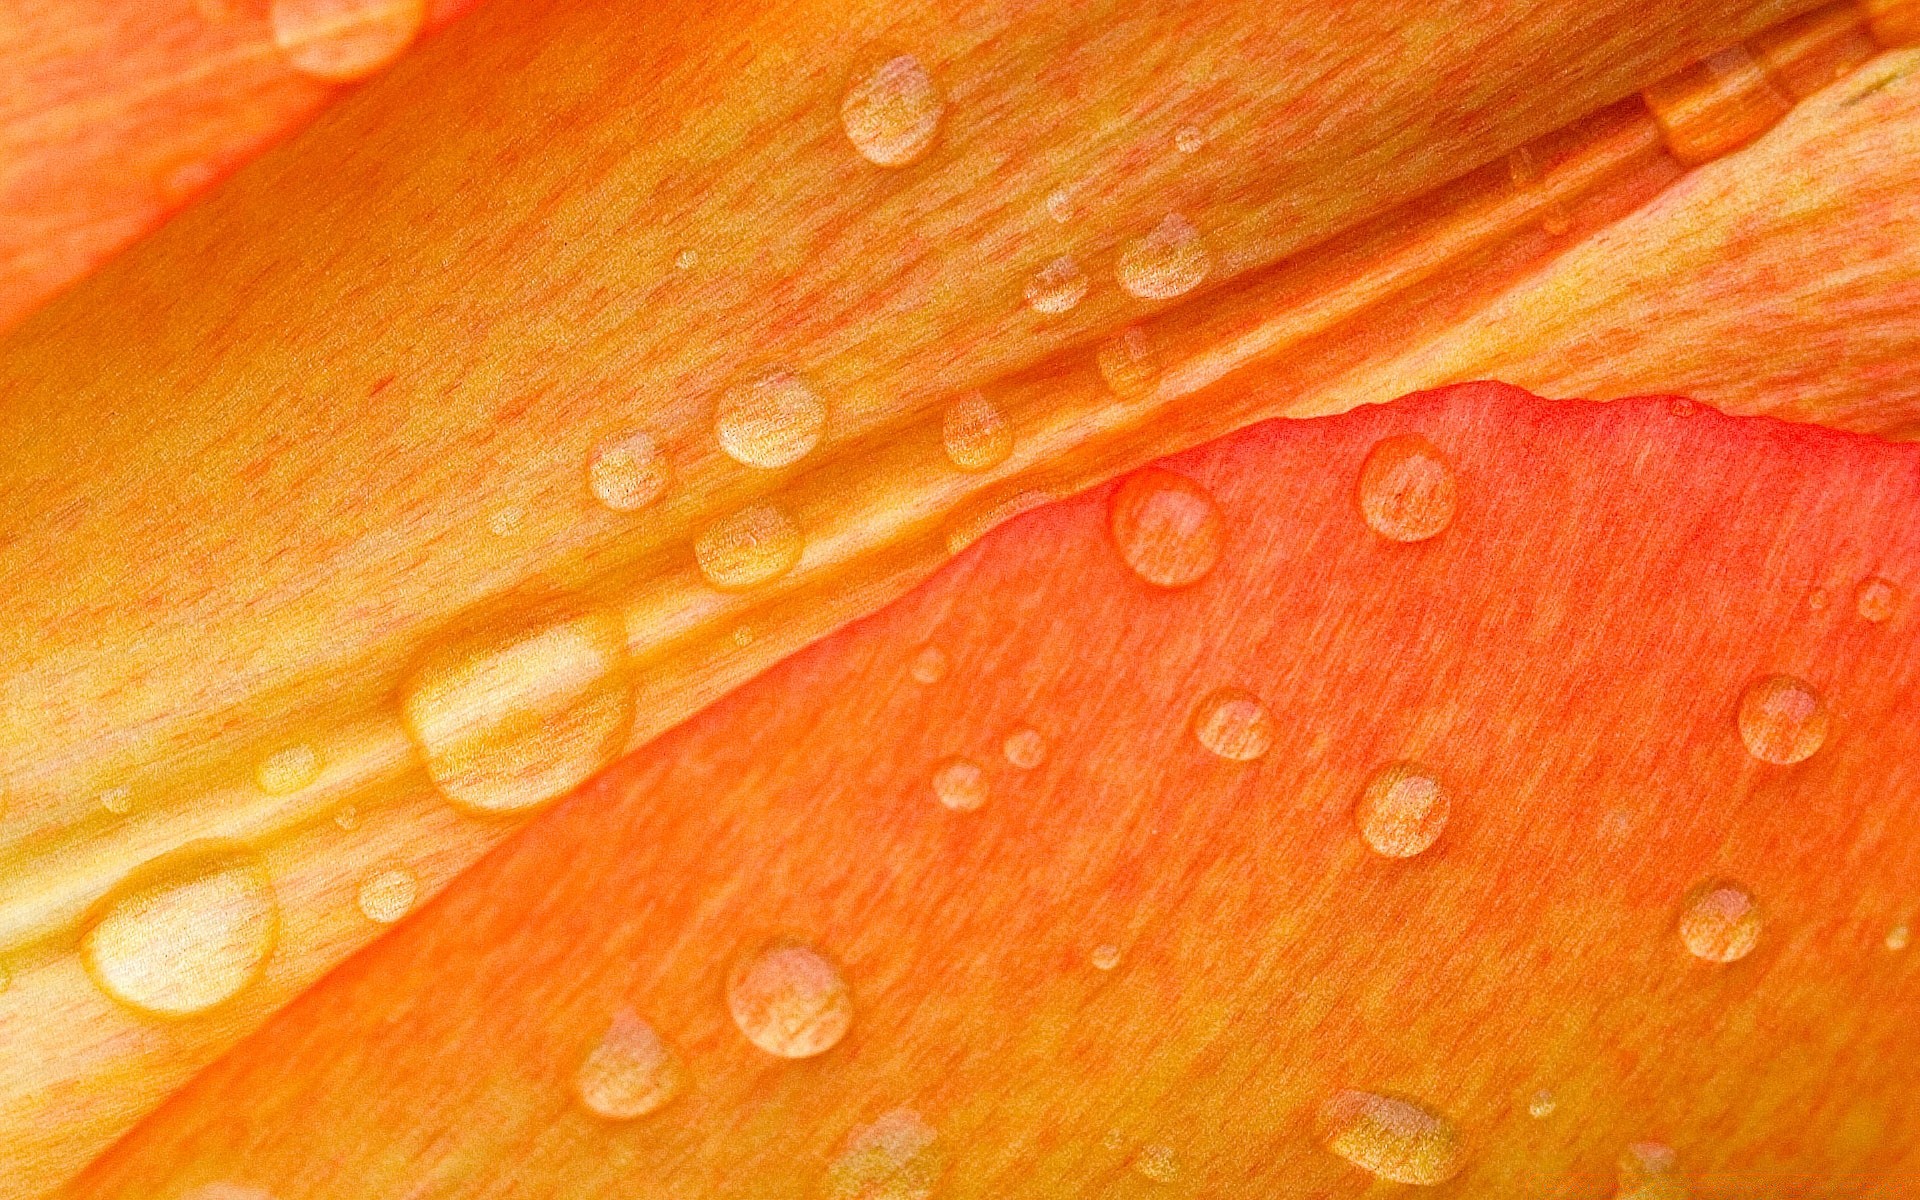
[1174, 125, 1205, 154]
[1192, 687, 1274, 761]
[99, 786, 133, 815]
[358, 867, 418, 924]
[1316, 1089, 1465, 1185]
[1356, 763, 1450, 858]
[1044, 188, 1075, 223]
[82, 852, 279, 1016]
[908, 643, 950, 684]
[728, 941, 853, 1058]
[1003, 727, 1046, 769]
[1096, 326, 1160, 398]
[942, 392, 1014, 473]
[1109, 467, 1223, 588]
[1857, 576, 1900, 623]
[697, 502, 805, 590]
[255, 743, 320, 796]
[931, 756, 988, 811]
[1616, 1142, 1688, 1200]
[589, 431, 669, 512]
[1091, 943, 1121, 970]
[1358, 434, 1457, 542]
[716, 370, 827, 469]
[1678, 879, 1761, 963]
[1133, 1144, 1180, 1184]
[1737, 674, 1827, 765]
[823, 1108, 942, 1200]
[1887, 924, 1911, 951]
[1117, 213, 1209, 300]
[841, 54, 943, 168]
[271, 0, 425, 82]
[575, 1007, 683, 1120]
[1527, 1089, 1557, 1119]
[1025, 255, 1089, 314]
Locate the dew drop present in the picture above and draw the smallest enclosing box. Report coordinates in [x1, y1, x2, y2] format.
[589, 431, 669, 512]
[841, 54, 943, 168]
[401, 610, 634, 814]
[1025, 255, 1089, 314]
[942, 392, 1014, 473]
[358, 867, 418, 924]
[271, 0, 424, 81]
[733, 625, 755, 647]
[1356, 763, 1451, 858]
[82, 852, 279, 1016]
[1857, 576, 1900, 623]
[1617, 1142, 1687, 1200]
[1192, 687, 1274, 761]
[1528, 1089, 1557, 1119]
[1117, 212, 1210, 300]
[1807, 586, 1831, 613]
[334, 804, 361, 831]
[1316, 1089, 1465, 1185]
[1174, 125, 1205, 154]
[1737, 674, 1827, 765]
[1096, 326, 1160, 398]
[1108, 467, 1223, 588]
[1358, 434, 1457, 542]
[727, 941, 853, 1058]
[1887, 924, 1910, 951]
[1678, 879, 1761, 963]
[675, 248, 698, 270]
[696, 502, 805, 590]
[931, 756, 988, 811]
[1003, 727, 1046, 769]
[823, 1108, 942, 1200]
[255, 744, 320, 796]
[716, 369, 827, 469]
[1090, 943, 1121, 971]
[1133, 1144, 1179, 1184]
[1045, 188, 1076, 223]
[575, 1007, 683, 1120]
[909, 643, 950, 684]
[99, 786, 133, 815]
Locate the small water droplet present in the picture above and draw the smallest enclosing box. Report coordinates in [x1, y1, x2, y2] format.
[270, 0, 424, 81]
[1192, 687, 1274, 761]
[931, 756, 988, 811]
[1737, 675, 1827, 764]
[727, 941, 853, 1058]
[1117, 213, 1209, 301]
[1025, 255, 1089, 314]
[1003, 727, 1046, 769]
[334, 804, 360, 831]
[1887, 923, 1910, 951]
[1678, 879, 1761, 963]
[1096, 326, 1160, 398]
[1527, 1088, 1557, 1118]
[82, 851, 279, 1016]
[1090, 943, 1121, 970]
[1358, 435, 1457, 542]
[1174, 125, 1204, 153]
[841, 53, 943, 168]
[1133, 1143, 1179, 1184]
[99, 786, 133, 815]
[1316, 1089, 1465, 1185]
[675, 248, 698, 270]
[358, 867, 418, 924]
[1808, 587, 1831, 612]
[942, 392, 1014, 472]
[696, 502, 805, 590]
[401, 610, 634, 814]
[1857, 576, 1900, 623]
[589, 431, 669, 512]
[575, 1007, 683, 1119]
[823, 1108, 942, 1200]
[256, 744, 320, 796]
[1108, 468, 1223, 588]
[909, 643, 950, 684]
[1617, 1142, 1687, 1200]
[1045, 188, 1076, 223]
[1356, 763, 1450, 858]
[716, 369, 827, 469]
[733, 625, 755, 647]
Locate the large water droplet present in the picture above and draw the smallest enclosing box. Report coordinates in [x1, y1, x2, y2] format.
[589, 431, 669, 512]
[1737, 675, 1827, 764]
[908, 643, 950, 684]
[82, 851, 279, 1016]
[1678, 879, 1761, 963]
[823, 1108, 942, 1200]
[1003, 726, 1046, 769]
[1316, 1089, 1465, 1185]
[1616, 1142, 1688, 1199]
[255, 743, 320, 796]
[575, 1007, 683, 1120]
[841, 54, 944, 168]
[1358, 435, 1457, 542]
[1856, 577, 1900, 623]
[1192, 687, 1274, 761]
[401, 610, 634, 814]
[717, 370, 827, 469]
[942, 392, 1013, 473]
[270, 0, 424, 81]
[1096, 327, 1160, 398]
[931, 756, 988, 811]
[1356, 763, 1450, 858]
[358, 867, 418, 924]
[697, 502, 805, 590]
[1025, 255, 1089, 314]
[1117, 213, 1209, 300]
[728, 941, 853, 1058]
[1108, 467, 1223, 588]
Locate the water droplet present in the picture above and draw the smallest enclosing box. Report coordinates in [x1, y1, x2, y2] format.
[99, 786, 133, 815]
[1090, 943, 1121, 971]
[1133, 1144, 1179, 1183]
[1025, 255, 1089, 314]
[716, 369, 827, 469]
[1356, 763, 1450, 858]
[270, 0, 424, 81]
[1358, 434, 1457, 542]
[727, 941, 853, 1058]
[1617, 1142, 1688, 1200]
[589, 431, 669, 512]
[1887, 923, 1911, 951]
[1096, 326, 1160, 398]
[823, 1108, 942, 1200]
[1174, 125, 1204, 153]
[334, 804, 360, 831]
[1003, 727, 1046, 769]
[1807, 587, 1831, 612]
[1117, 212, 1209, 300]
[358, 867, 418, 924]
[1316, 1089, 1465, 1185]
[1192, 687, 1274, 761]
[1737, 675, 1827, 765]
[841, 53, 943, 168]
[1528, 1089, 1557, 1119]
[931, 756, 988, 811]
[675, 248, 698, 270]
[1108, 468, 1223, 588]
[575, 1007, 683, 1119]
[1045, 188, 1076, 223]
[733, 625, 755, 647]
[1857, 576, 1900, 623]
[82, 851, 279, 1016]
[255, 744, 320, 796]
[401, 610, 634, 814]
[696, 502, 805, 590]
[1678, 879, 1761, 963]
[942, 393, 1013, 473]
[908, 643, 950, 684]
